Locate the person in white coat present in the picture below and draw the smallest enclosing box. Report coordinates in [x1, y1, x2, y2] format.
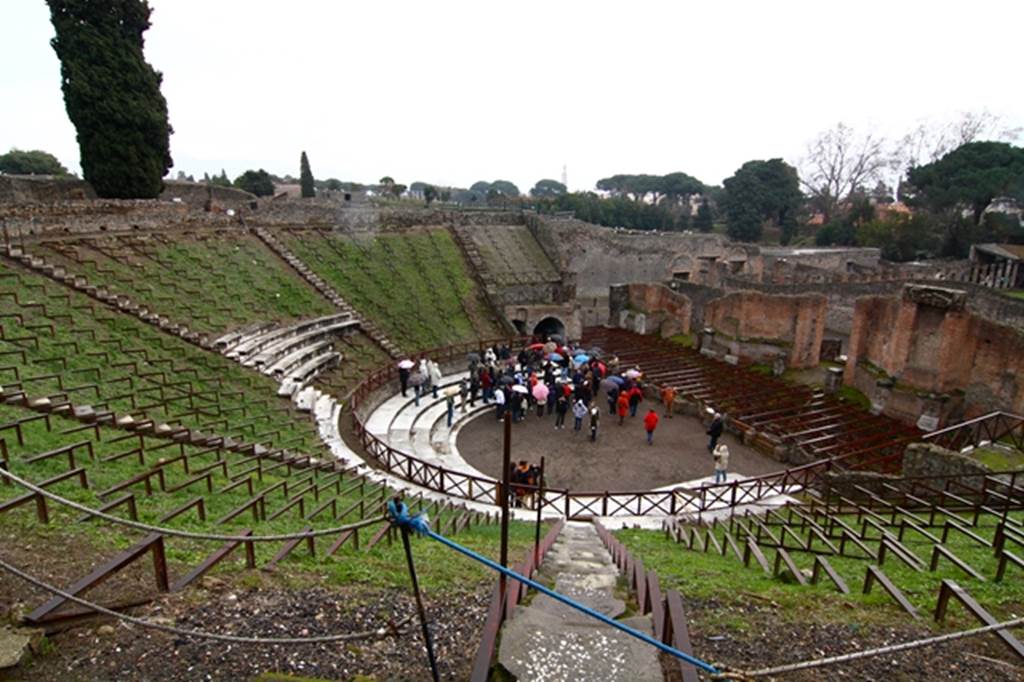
[713, 444, 730, 484]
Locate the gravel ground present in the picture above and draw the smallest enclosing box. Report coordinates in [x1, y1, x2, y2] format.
[680, 598, 1024, 681]
[457, 408, 780, 491]
[6, 577, 493, 681]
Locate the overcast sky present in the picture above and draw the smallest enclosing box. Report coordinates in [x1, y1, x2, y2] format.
[2, 0, 1023, 193]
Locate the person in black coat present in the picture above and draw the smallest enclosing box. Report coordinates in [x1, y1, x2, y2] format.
[706, 412, 724, 453]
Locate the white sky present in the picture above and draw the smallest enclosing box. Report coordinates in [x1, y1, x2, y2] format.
[2, 0, 1022, 193]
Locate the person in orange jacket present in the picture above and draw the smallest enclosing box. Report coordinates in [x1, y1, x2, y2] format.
[661, 385, 677, 418]
[643, 408, 660, 445]
[616, 391, 630, 426]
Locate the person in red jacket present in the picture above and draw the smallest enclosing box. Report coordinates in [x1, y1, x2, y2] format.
[616, 391, 630, 426]
[643, 408, 660, 445]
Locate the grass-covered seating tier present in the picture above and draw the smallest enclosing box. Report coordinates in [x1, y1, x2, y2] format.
[281, 228, 505, 351]
[29, 231, 335, 336]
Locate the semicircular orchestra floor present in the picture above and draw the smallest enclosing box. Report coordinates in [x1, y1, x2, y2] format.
[455, 405, 781, 491]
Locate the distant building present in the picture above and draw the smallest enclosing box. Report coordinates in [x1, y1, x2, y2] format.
[970, 243, 1024, 289]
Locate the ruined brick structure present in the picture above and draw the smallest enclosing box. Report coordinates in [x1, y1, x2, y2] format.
[845, 284, 1024, 425]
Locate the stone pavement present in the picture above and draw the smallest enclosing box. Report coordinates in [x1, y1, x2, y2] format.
[497, 521, 663, 681]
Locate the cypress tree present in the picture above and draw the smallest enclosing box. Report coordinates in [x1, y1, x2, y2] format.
[694, 197, 713, 232]
[299, 151, 315, 198]
[47, 0, 173, 198]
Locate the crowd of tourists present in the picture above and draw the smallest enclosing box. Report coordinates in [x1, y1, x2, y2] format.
[397, 338, 732, 508]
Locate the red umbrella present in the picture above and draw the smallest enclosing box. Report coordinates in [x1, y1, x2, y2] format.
[526, 343, 545, 351]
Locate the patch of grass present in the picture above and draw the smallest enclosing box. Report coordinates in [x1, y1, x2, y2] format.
[35, 233, 334, 335]
[617, 513, 1024, 629]
[1002, 289, 1024, 300]
[667, 333, 694, 348]
[837, 384, 871, 410]
[748, 363, 772, 376]
[283, 229, 503, 352]
[970, 446, 1024, 471]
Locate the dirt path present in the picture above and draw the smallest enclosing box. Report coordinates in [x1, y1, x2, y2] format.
[456, 406, 782, 491]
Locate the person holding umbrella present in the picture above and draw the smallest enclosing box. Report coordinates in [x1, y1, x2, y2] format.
[398, 359, 414, 397]
[532, 381, 549, 418]
[511, 384, 528, 422]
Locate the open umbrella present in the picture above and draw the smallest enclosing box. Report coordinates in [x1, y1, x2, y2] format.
[499, 375, 515, 385]
[511, 384, 529, 394]
[466, 352, 481, 362]
[527, 342, 545, 351]
[625, 368, 642, 379]
[608, 375, 625, 386]
[444, 385, 460, 398]
[398, 359, 415, 370]
[532, 383, 549, 402]
[573, 353, 590, 365]
[600, 377, 619, 392]
[549, 334, 564, 343]
[547, 352, 564, 362]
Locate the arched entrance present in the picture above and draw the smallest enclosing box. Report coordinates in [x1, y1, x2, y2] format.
[533, 316, 565, 340]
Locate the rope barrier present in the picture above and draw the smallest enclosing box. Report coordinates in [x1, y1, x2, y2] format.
[386, 500, 722, 675]
[710, 616, 1024, 680]
[0, 553, 413, 644]
[0, 466, 386, 542]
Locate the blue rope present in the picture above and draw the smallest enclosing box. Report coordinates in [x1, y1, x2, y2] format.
[387, 502, 720, 675]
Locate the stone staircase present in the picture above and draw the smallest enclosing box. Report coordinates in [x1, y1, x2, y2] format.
[497, 521, 663, 681]
[251, 226, 402, 358]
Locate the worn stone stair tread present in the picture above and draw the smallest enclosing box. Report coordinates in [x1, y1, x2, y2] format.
[498, 607, 661, 682]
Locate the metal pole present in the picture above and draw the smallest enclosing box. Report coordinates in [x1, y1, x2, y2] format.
[534, 456, 545, 566]
[399, 518, 440, 682]
[499, 410, 512, 622]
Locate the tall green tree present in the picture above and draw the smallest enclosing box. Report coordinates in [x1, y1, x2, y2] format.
[905, 141, 1024, 225]
[489, 180, 520, 197]
[234, 169, 274, 197]
[722, 159, 802, 242]
[422, 184, 438, 206]
[530, 178, 567, 198]
[47, 0, 173, 198]
[299, 151, 315, 198]
[0, 149, 71, 176]
[694, 197, 714, 232]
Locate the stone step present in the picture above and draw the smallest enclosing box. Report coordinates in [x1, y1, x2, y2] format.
[497, 522, 662, 681]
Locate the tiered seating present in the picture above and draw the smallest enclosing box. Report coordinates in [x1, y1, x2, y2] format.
[452, 224, 561, 287]
[652, 474, 1024, 646]
[28, 231, 336, 336]
[0, 264, 324, 448]
[280, 228, 505, 351]
[216, 314, 358, 397]
[0, 384, 498, 628]
[582, 327, 919, 471]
